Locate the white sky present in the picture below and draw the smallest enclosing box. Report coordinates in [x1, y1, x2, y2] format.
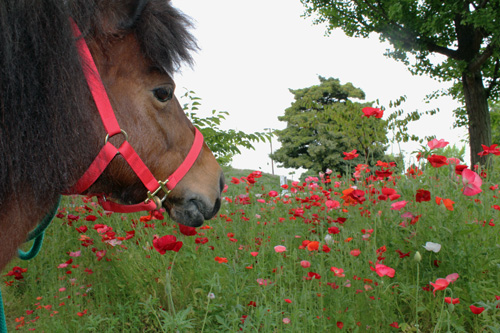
[173, 0, 469, 179]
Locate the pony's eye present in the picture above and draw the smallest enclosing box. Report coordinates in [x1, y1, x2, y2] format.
[152, 87, 173, 102]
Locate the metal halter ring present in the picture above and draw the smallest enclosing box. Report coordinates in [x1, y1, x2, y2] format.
[145, 180, 171, 209]
[104, 129, 128, 145]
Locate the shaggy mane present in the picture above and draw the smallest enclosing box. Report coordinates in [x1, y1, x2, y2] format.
[0, 0, 195, 208]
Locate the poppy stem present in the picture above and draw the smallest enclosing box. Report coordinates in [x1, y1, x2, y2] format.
[433, 288, 448, 333]
[165, 252, 178, 315]
[415, 261, 420, 332]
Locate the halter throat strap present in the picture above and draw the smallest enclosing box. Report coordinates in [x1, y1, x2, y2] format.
[68, 20, 203, 213]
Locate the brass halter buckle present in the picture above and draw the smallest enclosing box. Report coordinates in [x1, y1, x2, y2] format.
[146, 179, 171, 209]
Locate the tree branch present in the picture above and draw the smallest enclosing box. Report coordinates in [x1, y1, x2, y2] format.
[356, 0, 460, 60]
[486, 57, 500, 99]
[468, 44, 494, 73]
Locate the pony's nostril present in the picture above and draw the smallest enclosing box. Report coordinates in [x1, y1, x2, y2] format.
[219, 173, 226, 193]
[211, 197, 221, 218]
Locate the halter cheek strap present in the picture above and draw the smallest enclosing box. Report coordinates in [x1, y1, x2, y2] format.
[68, 20, 203, 213]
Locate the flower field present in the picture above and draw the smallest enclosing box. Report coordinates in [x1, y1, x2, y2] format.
[2, 143, 500, 332]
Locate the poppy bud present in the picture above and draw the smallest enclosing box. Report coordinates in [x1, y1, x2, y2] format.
[414, 251, 422, 262]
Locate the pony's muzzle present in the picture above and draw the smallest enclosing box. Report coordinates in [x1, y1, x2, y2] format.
[169, 173, 224, 227]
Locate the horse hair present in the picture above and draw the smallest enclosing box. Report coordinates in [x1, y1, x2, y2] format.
[0, 0, 196, 209]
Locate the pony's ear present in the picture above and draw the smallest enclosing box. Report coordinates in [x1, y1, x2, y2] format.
[97, 0, 149, 33]
[118, 0, 149, 30]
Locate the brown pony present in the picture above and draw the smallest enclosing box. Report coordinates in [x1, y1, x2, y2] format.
[0, 0, 224, 272]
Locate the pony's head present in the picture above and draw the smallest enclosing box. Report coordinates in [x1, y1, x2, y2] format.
[74, 0, 224, 226]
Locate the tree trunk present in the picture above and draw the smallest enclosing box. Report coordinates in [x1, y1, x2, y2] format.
[462, 71, 491, 167]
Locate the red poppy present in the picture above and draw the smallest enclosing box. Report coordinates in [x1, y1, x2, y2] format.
[330, 267, 345, 277]
[478, 143, 500, 156]
[306, 241, 320, 251]
[415, 189, 431, 202]
[389, 322, 399, 328]
[436, 196, 455, 211]
[77, 309, 88, 316]
[343, 149, 359, 160]
[214, 256, 228, 264]
[328, 226, 340, 234]
[361, 107, 384, 118]
[178, 224, 197, 236]
[84, 215, 97, 222]
[455, 164, 468, 175]
[469, 305, 485, 314]
[195, 237, 209, 244]
[230, 177, 240, 184]
[153, 234, 183, 254]
[375, 169, 393, 178]
[5, 266, 27, 280]
[380, 187, 400, 201]
[427, 155, 448, 168]
[444, 297, 460, 304]
[395, 249, 410, 258]
[95, 250, 106, 261]
[336, 321, 344, 329]
[75, 225, 88, 233]
[306, 272, 321, 280]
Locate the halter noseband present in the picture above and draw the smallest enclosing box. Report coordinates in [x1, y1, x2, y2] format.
[68, 21, 204, 213]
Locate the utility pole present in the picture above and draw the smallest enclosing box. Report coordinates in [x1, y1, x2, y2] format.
[264, 128, 274, 175]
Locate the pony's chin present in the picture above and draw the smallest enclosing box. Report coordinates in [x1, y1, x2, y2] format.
[167, 196, 221, 227]
[168, 202, 205, 227]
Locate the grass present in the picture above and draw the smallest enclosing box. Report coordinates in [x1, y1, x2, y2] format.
[1, 156, 500, 332]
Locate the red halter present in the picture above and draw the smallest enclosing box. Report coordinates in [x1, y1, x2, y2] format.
[68, 21, 204, 213]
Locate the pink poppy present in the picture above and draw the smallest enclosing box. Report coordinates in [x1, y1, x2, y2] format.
[268, 190, 279, 197]
[427, 138, 449, 150]
[300, 260, 311, 268]
[462, 169, 482, 196]
[350, 249, 361, 257]
[325, 199, 340, 211]
[445, 273, 459, 283]
[430, 278, 449, 296]
[374, 264, 395, 278]
[390, 201, 407, 211]
[274, 245, 287, 253]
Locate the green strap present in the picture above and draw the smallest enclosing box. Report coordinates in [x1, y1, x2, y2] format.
[18, 196, 60, 260]
[0, 288, 6, 333]
[0, 196, 61, 333]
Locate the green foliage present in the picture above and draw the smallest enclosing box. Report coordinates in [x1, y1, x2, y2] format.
[300, 0, 500, 166]
[181, 90, 271, 166]
[301, 0, 500, 98]
[271, 77, 389, 175]
[491, 102, 500, 145]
